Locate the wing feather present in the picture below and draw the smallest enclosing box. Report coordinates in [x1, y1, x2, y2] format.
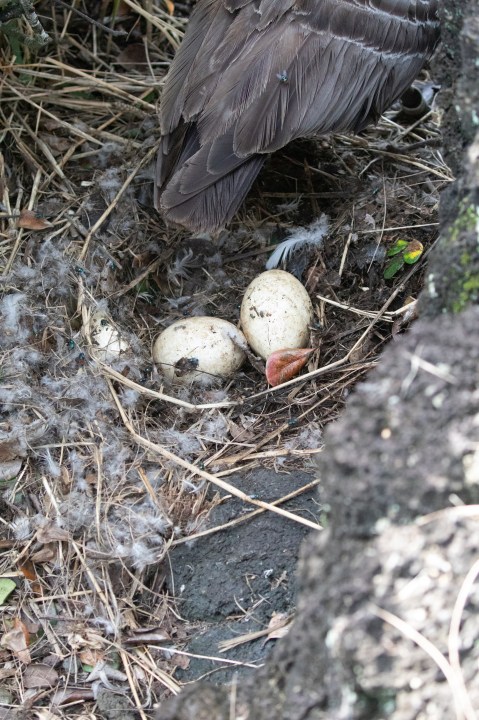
[160, 153, 265, 232]
[160, 0, 231, 133]
[156, 0, 439, 232]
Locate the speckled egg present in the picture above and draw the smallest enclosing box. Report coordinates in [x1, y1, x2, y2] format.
[153, 316, 247, 385]
[240, 270, 313, 360]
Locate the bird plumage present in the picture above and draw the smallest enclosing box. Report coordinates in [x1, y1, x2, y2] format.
[155, 0, 439, 233]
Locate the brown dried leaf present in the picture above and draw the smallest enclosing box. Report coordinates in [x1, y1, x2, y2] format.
[0, 539, 16, 549]
[36, 523, 70, 544]
[37, 133, 71, 155]
[17, 209, 53, 231]
[117, 1, 132, 16]
[0, 666, 17, 681]
[30, 544, 57, 564]
[0, 459, 22, 482]
[227, 419, 253, 442]
[266, 612, 293, 640]
[0, 620, 31, 664]
[33, 710, 62, 720]
[117, 44, 148, 71]
[51, 688, 94, 706]
[79, 647, 105, 667]
[266, 348, 314, 386]
[18, 560, 37, 582]
[18, 560, 42, 595]
[23, 663, 59, 689]
[0, 440, 21, 462]
[124, 627, 171, 645]
[267, 613, 293, 640]
[170, 652, 189, 670]
[68, 629, 104, 651]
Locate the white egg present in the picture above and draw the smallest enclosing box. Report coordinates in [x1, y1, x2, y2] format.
[153, 316, 246, 385]
[240, 270, 313, 360]
[90, 312, 130, 361]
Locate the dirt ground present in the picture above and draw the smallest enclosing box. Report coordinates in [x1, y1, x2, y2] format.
[165, 467, 319, 684]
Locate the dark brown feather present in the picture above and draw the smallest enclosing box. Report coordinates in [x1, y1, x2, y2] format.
[155, 0, 439, 233]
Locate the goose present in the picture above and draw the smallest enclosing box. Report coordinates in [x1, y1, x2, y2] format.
[155, 0, 439, 233]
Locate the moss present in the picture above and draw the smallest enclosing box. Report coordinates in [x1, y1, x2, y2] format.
[441, 200, 479, 313]
[354, 686, 397, 717]
[452, 271, 479, 312]
[449, 201, 478, 241]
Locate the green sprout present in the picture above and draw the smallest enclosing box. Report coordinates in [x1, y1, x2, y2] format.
[384, 238, 424, 279]
[0, 578, 16, 605]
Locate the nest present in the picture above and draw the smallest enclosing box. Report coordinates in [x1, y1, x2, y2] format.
[0, 1, 451, 716]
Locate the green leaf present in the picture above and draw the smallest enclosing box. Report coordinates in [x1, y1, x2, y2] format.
[0, 578, 16, 605]
[387, 239, 409, 257]
[383, 255, 405, 279]
[403, 240, 424, 264]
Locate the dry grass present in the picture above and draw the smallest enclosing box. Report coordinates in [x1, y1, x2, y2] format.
[0, 1, 453, 717]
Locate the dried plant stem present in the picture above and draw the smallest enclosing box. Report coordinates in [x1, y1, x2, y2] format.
[4, 168, 41, 273]
[448, 558, 479, 712]
[171, 478, 320, 546]
[372, 605, 476, 720]
[219, 614, 293, 651]
[248, 256, 426, 402]
[107, 379, 321, 532]
[78, 140, 162, 261]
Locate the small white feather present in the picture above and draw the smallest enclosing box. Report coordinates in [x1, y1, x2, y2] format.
[266, 214, 330, 269]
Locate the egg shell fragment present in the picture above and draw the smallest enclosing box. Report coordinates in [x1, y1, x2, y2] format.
[153, 316, 247, 385]
[240, 270, 313, 360]
[90, 312, 130, 361]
